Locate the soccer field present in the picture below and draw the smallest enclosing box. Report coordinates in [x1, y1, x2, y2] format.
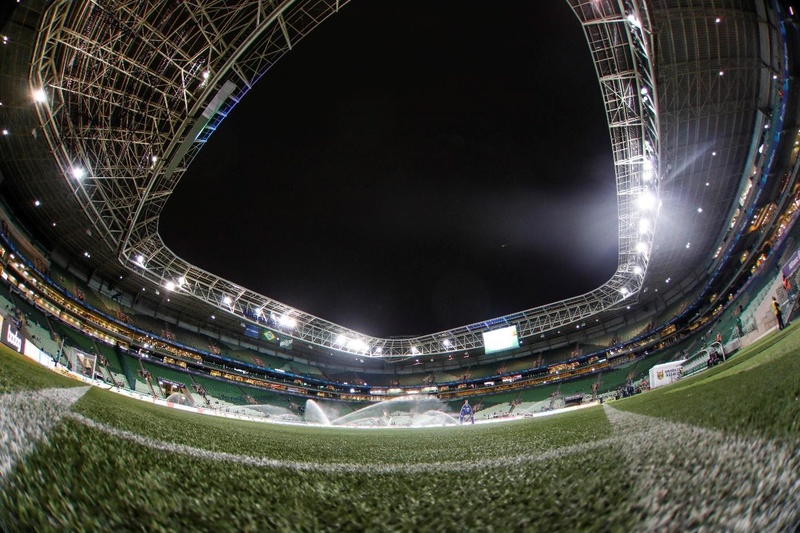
[1, 327, 798, 531]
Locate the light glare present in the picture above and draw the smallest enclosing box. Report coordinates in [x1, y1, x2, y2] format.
[638, 192, 656, 210]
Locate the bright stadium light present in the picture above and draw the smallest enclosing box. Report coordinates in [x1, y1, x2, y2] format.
[637, 192, 656, 211]
[135, 254, 145, 267]
[642, 159, 655, 182]
[32, 88, 47, 103]
[223, 295, 232, 305]
[336, 334, 350, 346]
[626, 13, 642, 29]
[164, 280, 175, 291]
[71, 166, 86, 180]
[350, 338, 368, 352]
[442, 338, 453, 349]
[278, 314, 296, 329]
[636, 242, 649, 254]
[639, 218, 651, 234]
[620, 287, 630, 297]
[634, 265, 643, 275]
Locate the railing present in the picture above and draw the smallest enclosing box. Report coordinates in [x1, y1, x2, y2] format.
[681, 342, 725, 378]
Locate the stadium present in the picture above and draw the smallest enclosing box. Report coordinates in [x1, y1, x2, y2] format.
[1, 0, 799, 529]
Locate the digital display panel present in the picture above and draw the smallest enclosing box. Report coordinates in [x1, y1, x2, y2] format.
[482, 325, 519, 354]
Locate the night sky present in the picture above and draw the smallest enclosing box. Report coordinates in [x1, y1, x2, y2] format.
[159, 0, 618, 337]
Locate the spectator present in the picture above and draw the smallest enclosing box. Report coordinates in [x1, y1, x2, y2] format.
[772, 296, 786, 330]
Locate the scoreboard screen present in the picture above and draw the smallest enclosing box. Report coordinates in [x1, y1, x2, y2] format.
[482, 325, 519, 354]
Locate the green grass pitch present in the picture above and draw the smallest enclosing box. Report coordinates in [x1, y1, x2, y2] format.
[0, 326, 798, 531]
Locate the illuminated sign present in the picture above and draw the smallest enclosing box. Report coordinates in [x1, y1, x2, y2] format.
[1, 319, 24, 353]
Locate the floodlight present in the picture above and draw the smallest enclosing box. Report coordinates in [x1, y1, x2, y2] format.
[135, 254, 145, 267]
[33, 88, 47, 103]
[642, 159, 655, 182]
[278, 314, 296, 329]
[620, 287, 630, 296]
[639, 218, 650, 233]
[164, 281, 175, 291]
[71, 167, 86, 180]
[442, 338, 452, 349]
[223, 295, 232, 305]
[637, 192, 656, 210]
[350, 338, 368, 352]
[636, 242, 649, 254]
[633, 265, 643, 275]
[336, 334, 350, 346]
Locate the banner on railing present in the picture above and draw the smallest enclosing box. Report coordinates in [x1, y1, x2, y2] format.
[782, 249, 800, 278]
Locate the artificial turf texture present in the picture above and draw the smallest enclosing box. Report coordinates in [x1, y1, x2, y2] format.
[0, 345, 83, 393]
[1, 418, 635, 532]
[1, 326, 799, 530]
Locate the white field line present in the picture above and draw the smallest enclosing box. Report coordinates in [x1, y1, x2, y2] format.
[64, 411, 618, 474]
[0, 387, 89, 477]
[604, 406, 800, 532]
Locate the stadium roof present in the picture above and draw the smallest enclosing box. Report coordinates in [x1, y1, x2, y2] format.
[0, 0, 794, 358]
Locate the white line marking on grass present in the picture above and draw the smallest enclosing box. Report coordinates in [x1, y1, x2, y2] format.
[0, 387, 89, 477]
[65, 412, 619, 474]
[60, 404, 799, 529]
[604, 406, 800, 532]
